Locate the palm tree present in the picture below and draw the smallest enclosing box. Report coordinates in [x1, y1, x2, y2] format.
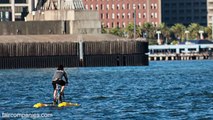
[204, 26, 212, 39]
[125, 23, 134, 38]
[141, 22, 156, 39]
[187, 23, 203, 40]
[125, 22, 141, 38]
[171, 23, 186, 42]
[109, 27, 124, 37]
[157, 23, 171, 44]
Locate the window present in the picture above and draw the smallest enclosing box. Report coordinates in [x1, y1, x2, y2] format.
[143, 13, 146, 18]
[106, 4, 109, 10]
[101, 13, 104, 19]
[151, 4, 154, 9]
[133, 4, 136, 9]
[85, 5, 88, 9]
[151, 13, 154, 18]
[112, 4, 114, 10]
[107, 23, 109, 28]
[0, 7, 11, 11]
[101, 4, 104, 10]
[117, 4, 120, 10]
[117, 22, 120, 28]
[0, 0, 10, 3]
[117, 13, 120, 19]
[101, 23, 105, 28]
[106, 13, 109, 19]
[138, 13, 141, 18]
[15, 6, 26, 13]
[155, 13, 157, 18]
[143, 4, 146, 9]
[112, 13, 115, 19]
[122, 4, 125, 9]
[96, 4, 98, 10]
[112, 22, 114, 28]
[154, 4, 157, 9]
[122, 13, 125, 19]
[127, 4, 130, 9]
[15, 0, 26, 3]
[90, 5, 93, 10]
[128, 13, 131, 19]
[122, 22, 125, 28]
[138, 4, 141, 9]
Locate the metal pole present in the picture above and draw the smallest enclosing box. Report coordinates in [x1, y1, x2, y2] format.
[134, 6, 136, 39]
[11, 0, 15, 21]
[134, 9, 136, 39]
[212, 17, 213, 39]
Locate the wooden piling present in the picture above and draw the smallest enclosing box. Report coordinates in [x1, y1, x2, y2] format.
[0, 35, 148, 69]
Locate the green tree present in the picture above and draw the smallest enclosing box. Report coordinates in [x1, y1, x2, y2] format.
[101, 27, 108, 34]
[140, 22, 157, 44]
[125, 23, 134, 38]
[141, 22, 156, 39]
[109, 27, 124, 37]
[171, 23, 186, 42]
[125, 22, 141, 38]
[204, 26, 212, 39]
[157, 23, 171, 44]
[187, 23, 203, 40]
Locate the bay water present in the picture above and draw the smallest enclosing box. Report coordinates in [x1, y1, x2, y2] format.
[0, 60, 213, 119]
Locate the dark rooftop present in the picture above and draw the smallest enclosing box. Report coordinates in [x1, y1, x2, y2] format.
[180, 40, 213, 45]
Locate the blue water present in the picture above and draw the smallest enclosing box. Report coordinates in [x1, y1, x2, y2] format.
[0, 60, 213, 119]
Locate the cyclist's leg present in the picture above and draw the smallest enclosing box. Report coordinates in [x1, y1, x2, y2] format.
[60, 85, 65, 94]
[52, 81, 57, 103]
[57, 80, 66, 94]
[57, 80, 66, 102]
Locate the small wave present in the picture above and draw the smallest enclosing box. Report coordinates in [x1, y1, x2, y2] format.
[203, 91, 213, 98]
[91, 96, 109, 100]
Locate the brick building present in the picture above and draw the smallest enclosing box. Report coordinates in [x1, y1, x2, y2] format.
[83, 0, 161, 28]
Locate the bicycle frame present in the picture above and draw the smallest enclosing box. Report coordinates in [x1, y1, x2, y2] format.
[56, 84, 62, 104]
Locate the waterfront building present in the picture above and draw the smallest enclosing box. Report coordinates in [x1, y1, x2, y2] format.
[0, 0, 38, 21]
[0, 0, 101, 35]
[207, 0, 213, 26]
[82, 0, 161, 28]
[149, 40, 213, 61]
[161, 0, 207, 26]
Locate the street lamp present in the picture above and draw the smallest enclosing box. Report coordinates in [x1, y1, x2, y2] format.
[185, 30, 189, 40]
[133, 4, 136, 39]
[199, 30, 204, 39]
[156, 31, 161, 45]
[41, 11, 45, 20]
[32, 11, 35, 20]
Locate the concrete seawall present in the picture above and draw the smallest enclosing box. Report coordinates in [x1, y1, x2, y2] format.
[0, 34, 148, 69]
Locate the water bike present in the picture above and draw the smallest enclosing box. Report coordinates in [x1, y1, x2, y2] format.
[33, 84, 80, 108]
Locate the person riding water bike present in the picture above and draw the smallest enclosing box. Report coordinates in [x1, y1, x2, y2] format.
[52, 65, 68, 104]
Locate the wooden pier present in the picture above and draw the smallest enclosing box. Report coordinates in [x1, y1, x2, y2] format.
[0, 35, 148, 69]
[149, 53, 210, 61]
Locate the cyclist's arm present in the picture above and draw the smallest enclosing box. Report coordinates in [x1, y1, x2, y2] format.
[64, 71, 68, 83]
